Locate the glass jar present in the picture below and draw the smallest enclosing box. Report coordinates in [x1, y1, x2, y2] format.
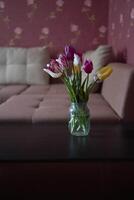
[68, 102, 90, 136]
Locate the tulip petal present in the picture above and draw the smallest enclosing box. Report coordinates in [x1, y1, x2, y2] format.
[43, 68, 62, 78]
[64, 45, 76, 61]
[82, 59, 93, 74]
[73, 65, 81, 73]
[96, 66, 113, 80]
[73, 53, 81, 66]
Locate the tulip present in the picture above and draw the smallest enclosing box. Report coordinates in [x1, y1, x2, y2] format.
[64, 45, 76, 61]
[82, 59, 93, 74]
[43, 59, 63, 78]
[73, 53, 81, 66]
[96, 66, 113, 81]
[73, 66, 81, 74]
[73, 53, 81, 74]
[56, 54, 69, 69]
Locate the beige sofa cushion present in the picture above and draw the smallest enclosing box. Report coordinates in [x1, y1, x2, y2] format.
[0, 46, 50, 84]
[0, 85, 28, 103]
[0, 84, 120, 124]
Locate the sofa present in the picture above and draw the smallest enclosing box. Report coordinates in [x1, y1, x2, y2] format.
[0, 46, 134, 196]
[0, 46, 134, 130]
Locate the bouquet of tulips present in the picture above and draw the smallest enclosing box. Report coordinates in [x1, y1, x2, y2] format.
[43, 45, 112, 103]
[43, 45, 113, 136]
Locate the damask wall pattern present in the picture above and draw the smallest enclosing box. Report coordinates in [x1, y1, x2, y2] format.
[108, 0, 134, 64]
[0, 0, 108, 56]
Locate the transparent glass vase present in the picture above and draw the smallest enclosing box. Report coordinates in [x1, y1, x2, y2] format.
[68, 102, 90, 136]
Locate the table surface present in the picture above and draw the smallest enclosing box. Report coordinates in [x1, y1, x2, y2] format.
[0, 123, 134, 161]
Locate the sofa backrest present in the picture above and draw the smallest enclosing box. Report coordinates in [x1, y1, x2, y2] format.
[0, 46, 50, 85]
[101, 62, 134, 123]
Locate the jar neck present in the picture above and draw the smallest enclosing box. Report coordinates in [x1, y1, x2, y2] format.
[70, 102, 88, 109]
[71, 102, 87, 106]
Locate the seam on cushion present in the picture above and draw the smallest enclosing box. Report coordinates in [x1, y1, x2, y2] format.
[0, 94, 17, 105]
[31, 97, 45, 123]
[0, 85, 29, 105]
[0, 85, 29, 93]
[31, 86, 62, 123]
[14, 85, 30, 95]
[24, 48, 27, 84]
[6, 47, 7, 84]
[26, 48, 28, 84]
[31, 96, 45, 123]
[21, 85, 50, 95]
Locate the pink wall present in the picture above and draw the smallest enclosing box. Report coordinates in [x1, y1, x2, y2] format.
[1, 0, 134, 63]
[108, 0, 134, 64]
[0, 0, 108, 56]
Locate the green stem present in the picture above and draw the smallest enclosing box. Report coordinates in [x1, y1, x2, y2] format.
[62, 77, 77, 102]
[86, 74, 89, 91]
[87, 79, 97, 93]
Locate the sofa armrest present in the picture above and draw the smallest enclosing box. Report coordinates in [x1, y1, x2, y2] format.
[101, 62, 134, 123]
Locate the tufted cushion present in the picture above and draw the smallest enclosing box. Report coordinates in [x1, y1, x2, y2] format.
[0, 84, 120, 125]
[0, 46, 50, 85]
[0, 85, 28, 103]
[0, 95, 45, 122]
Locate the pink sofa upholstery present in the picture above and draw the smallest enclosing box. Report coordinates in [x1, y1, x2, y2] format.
[0, 62, 133, 126]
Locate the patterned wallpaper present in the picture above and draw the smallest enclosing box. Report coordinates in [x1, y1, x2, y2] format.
[108, 0, 134, 64]
[0, 0, 108, 56]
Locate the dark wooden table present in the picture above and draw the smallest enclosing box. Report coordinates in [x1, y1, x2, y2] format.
[0, 123, 134, 197]
[0, 123, 133, 161]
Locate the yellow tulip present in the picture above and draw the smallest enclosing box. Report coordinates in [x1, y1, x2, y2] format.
[73, 65, 81, 74]
[96, 66, 113, 81]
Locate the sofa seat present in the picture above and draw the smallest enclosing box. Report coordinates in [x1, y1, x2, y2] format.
[88, 94, 120, 124]
[0, 84, 120, 125]
[0, 85, 28, 103]
[0, 84, 50, 104]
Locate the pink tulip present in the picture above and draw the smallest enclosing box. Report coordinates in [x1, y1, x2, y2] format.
[82, 59, 93, 74]
[43, 59, 63, 78]
[56, 54, 69, 69]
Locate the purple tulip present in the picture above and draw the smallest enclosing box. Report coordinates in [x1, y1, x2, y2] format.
[82, 59, 93, 74]
[64, 45, 76, 61]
